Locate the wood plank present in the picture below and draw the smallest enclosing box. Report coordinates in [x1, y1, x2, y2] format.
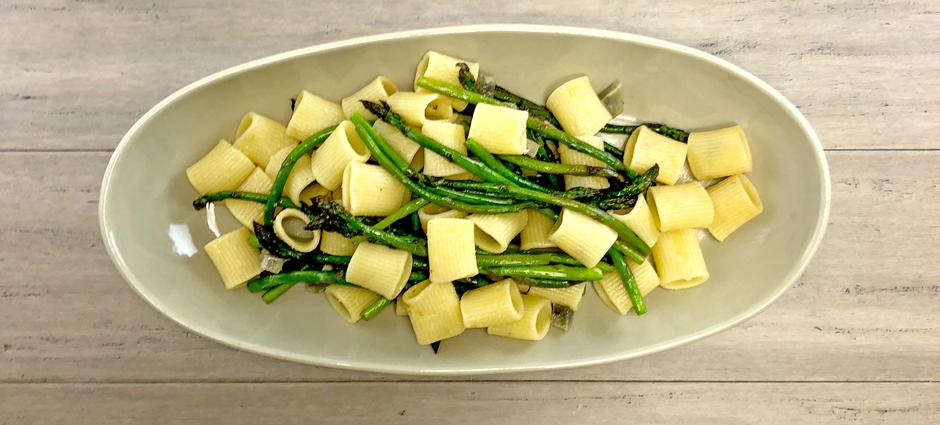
[1, 382, 937, 424]
[1, 0, 938, 150]
[1, 151, 937, 383]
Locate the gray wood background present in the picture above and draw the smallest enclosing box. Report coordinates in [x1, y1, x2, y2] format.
[2, 1, 939, 423]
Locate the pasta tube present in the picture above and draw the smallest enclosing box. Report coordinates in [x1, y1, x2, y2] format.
[706, 174, 763, 241]
[460, 278, 525, 328]
[286, 90, 345, 141]
[468, 210, 529, 254]
[652, 229, 709, 289]
[325, 284, 381, 324]
[309, 120, 370, 190]
[548, 209, 618, 267]
[225, 167, 272, 227]
[272, 208, 320, 253]
[487, 294, 552, 341]
[593, 259, 660, 315]
[186, 139, 254, 194]
[232, 112, 297, 167]
[624, 125, 688, 185]
[386, 91, 453, 127]
[646, 182, 714, 231]
[468, 103, 529, 155]
[345, 242, 413, 299]
[545, 76, 612, 136]
[427, 218, 478, 283]
[342, 161, 409, 216]
[204, 227, 261, 289]
[341, 76, 398, 120]
[687, 125, 752, 180]
[404, 280, 465, 345]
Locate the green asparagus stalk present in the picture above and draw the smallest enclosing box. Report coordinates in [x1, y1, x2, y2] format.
[263, 125, 336, 225]
[353, 198, 430, 240]
[512, 277, 578, 288]
[193, 191, 297, 210]
[361, 297, 393, 320]
[482, 264, 605, 281]
[456, 64, 561, 127]
[247, 270, 350, 293]
[498, 155, 621, 179]
[604, 143, 626, 159]
[252, 222, 304, 259]
[302, 197, 429, 256]
[261, 282, 296, 304]
[602, 123, 690, 143]
[456, 62, 477, 92]
[608, 248, 647, 315]
[465, 138, 551, 193]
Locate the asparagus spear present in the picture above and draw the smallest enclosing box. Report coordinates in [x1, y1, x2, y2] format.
[302, 197, 429, 257]
[456, 63, 561, 127]
[601, 123, 690, 142]
[247, 270, 351, 293]
[498, 155, 621, 179]
[482, 264, 604, 281]
[464, 138, 551, 193]
[361, 297, 392, 320]
[261, 282, 296, 304]
[608, 248, 647, 315]
[263, 125, 336, 225]
[193, 190, 297, 210]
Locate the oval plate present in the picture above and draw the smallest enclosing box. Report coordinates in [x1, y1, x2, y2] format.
[100, 25, 830, 375]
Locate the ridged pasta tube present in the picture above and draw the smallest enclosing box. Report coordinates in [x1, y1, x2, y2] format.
[520, 209, 558, 250]
[687, 125, 752, 180]
[624, 125, 688, 185]
[224, 167, 272, 227]
[609, 194, 659, 248]
[593, 259, 660, 315]
[204, 227, 261, 289]
[468, 210, 529, 254]
[706, 174, 763, 241]
[545, 76, 612, 137]
[420, 121, 467, 177]
[386, 91, 454, 127]
[646, 182, 714, 231]
[527, 283, 587, 311]
[460, 278, 525, 328]
[325, 284, 381, 324]
[286, 90, 345, 141]
[342, 161, 409, 216]
[373, 120, 421, 164]
[341, 76, 398, 120]
[309, 120, 370, 190]
[548, 209, 618, 268]
[418, 203, 468, 233]
[414, 50, 479, 111]
[487, 294, 552, 341]
[559, 135, 610, 190]
[265, 145, 315, 204]
[319, 230, 359, 256]
[651, 229, 709, 289]
[403, 280, 466, 345]
[345, 241, 413, 299]
[186, 139, 254, 194]
[427, 218, 478, 283]
[468, 103, 529, 155]
[232, 112, 297, 167]
[273, 208, 320, 253]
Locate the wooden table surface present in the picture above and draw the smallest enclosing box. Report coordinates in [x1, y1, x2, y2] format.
[2, 1, 939, 423]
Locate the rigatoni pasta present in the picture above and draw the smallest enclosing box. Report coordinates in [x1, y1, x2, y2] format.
[232, 112, 297, 168]
[345, 242, 413, 299]
[203, 227, 261, 289]
[427, 217, 478, 283]
[559, 135, 610, 190]
[652, 229, 709, 289]
[707, 174, 763, 241]
[468, 103, 529, 155]
[420, 121, 468, 177]
[225, 167, 272, 227]
[265, 145, 315, 204]
[460, 278, 524, 328]
[593, 260, 660, 315]
[373, 120, 422, 164]
[468, 210, 529, 254]
[546, 76, 612, 136]
[418, 204, 468, 233]
[687, 125, 752, 180]
[309, 120, 370, 190]
[527, 283, 587, 311]
[414, 50, 479, 111]
[273, 208, 320, 253]
[487, 294, 552, 341]
[386, 91, 453, 127]
[549, 209, 618, 267]
[286, 90, 345, 141]
[646, 182, 715, 231]
[341, 76, 397, 120]
[519, 209, 557, 250]
[325, 284, 381, 324]
[609, 194, 659, 248]
[186, 139, 255, 194]
[624, 125, 689, 185]
[404, 280, 465, 345]
[342, 161, 409, 217]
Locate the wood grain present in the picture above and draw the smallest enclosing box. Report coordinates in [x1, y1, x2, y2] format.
[1, 0, 938, 151]
[1, 382, 937, 425]
[1, 151, 937, 383]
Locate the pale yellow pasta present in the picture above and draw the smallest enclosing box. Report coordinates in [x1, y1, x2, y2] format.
[427, 218, 478, 283]
[592, 259, 660, 315]
[706, 174, 763, 241]
[286, 90, 345, 141]
[652, 229, 709, 289]
[404, 280, 465, 345]
[265, 145, 315, 204]
[225, 167, 272, 227]
[468, 103, 528, 155]
[309, 120, 370, 190]
[609, 194, 659, 248]
[418, 203, 468, 233]
[395, 295, 409, 316]
[341, 76, 398, 120]
[414, 50, 479, 111]
[558, 135, 610, 190]
[460, 278, 525, 328]
[410, 148, 425, 171]
[386, 91, 453, 127]
[186, 139, 254, 194]
[203, 227, 261, 290]
[548, 209, 618, 267]
[687, 125, 752, 180]
[528, 283, 587, 311]
[420, 121, 467, 177]
[487, 294, 552, 341]
[342, 161, 409, 216]
[319, 231, 359, 256]
[624, 125, 689, 185]
[373, 120, 421, 164]
[469, 211, 529, 254]
[646, 182, 714, 231]
[519, 209, 557, 250]
[545, 76, 612, 137]
[273, 208, 320, 253]
[345, 242, 413, 299]
[232, 112, 297, 167]
[325, 284, 381, 324]
[297, 183, 331, 204]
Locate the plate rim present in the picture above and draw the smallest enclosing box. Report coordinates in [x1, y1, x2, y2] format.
[99, 24, 832, 375]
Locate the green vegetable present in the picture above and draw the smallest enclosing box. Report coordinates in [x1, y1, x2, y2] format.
[465, 138, 550, 193]
[601, 123, 690, 142]
[498, 154, 621, 179]
[252, 222, 304, 259]
[193, 190, 297, 210]
[302, 197, 429, 256]
[482, 264, 605, 281]
[608, 248, 647, 315]
[263, 125, 336, 224]
[361, 297, 392, 320]
[247, 270, 350, 293]
[352, 198, 430, 244]
[261, 282, 296, 304]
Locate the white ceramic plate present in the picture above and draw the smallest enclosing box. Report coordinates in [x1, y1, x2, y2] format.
[100, 25, 830, 375]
